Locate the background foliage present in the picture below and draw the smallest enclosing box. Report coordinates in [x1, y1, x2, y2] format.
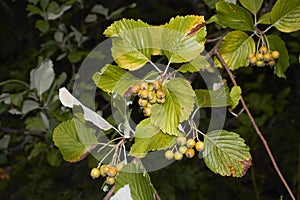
[0, 0, 299, 199]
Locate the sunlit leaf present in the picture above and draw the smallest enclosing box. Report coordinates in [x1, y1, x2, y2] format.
[215, 2, 254, 31]
[178, 55, 212, 73]
[258, 12, 271, 24]
[115, 163, 156, 200]
[270, 0, 300, 33]
[130, 118, 176, 158]
[239, 0, 263, 14]
[203, 130, 252, 177]
[162, 15, 206, 63]
[267, 35, 290, 78]
[151, 78, 195, 135]
[217, 31, 255, 70]
[230, 86, 241, 110]
[53, 118, 98, 162]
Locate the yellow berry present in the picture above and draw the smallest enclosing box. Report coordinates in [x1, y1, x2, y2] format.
[156, 89, 166, 99]
[174, 151, 183, 161]
[138, 89, 149, 99]
[138, 98, 148, 107]
[106, 166, 117, 177]
[106, 177, 115, 185]
[152, 80, 162, 90]
[256, 53, 264, 61]
[271, 51, 280, 59]
[268, 60, 276, 66]
[140, 82, 149, 90]
[248, 53, 255, 59]
[195, 141, 205, 151]
[165, 150, 174, 160]
[131, 84, 140, 94]
[148, 91, 156, 100]
[149, 95, 157, 104]
[143, 107, 152, 117]
[185, 148, 195, 158]
[186, 139, 196, 148]
[249, 57, 257, 64]
[90, 168, 101, 179]
[259, 46, 268, 54]
[178, 146, 187, 154]
[177, 136, 187, 146]
[263, 52, 272, 62]
[100, 165, 108, 176]
[256, 60, 265, 67]
[157, 98, 165, 104]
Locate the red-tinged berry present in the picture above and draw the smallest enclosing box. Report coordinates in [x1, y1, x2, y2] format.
[106, 166, 117, 177]
[185, 148, 195, 158]
[140, 82, 149, 90]
[156, 89, 166, 99]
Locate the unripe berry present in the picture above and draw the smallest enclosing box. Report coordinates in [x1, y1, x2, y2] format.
[256, 60, 265, 67]
[271, 51, 280, 59]
[90, 168, 101, 179]
[152, 80, 162, 90]
[106, 177, 115, 185]
[259, 46, 268, 54]
[140, 82, 149, 90]
[256, 53, 264, 61]
[131, 84, 140, 94]
[249, 57, 257, 64]
[148, 83, 154, 91]
[138, 89, 149, 99]
[116, 162, 124, 171]
[195, 141, 205, 151]
[178, 146, 187, 154]
[156, 89, 166, 99]
[143, 107, 152, 117]
[165, 150, 174, 160]
[177, 136, 187, 146]
[263, 52, 272, 62]
[106, 166, 117, 177]
[138, 98, 148, 107]
[185, 148, 195, 158]
[174, 151, 183, 161]
[268, 60, 276, 66]
[157, 98, 165, 104]
[186, 139, 196, 148]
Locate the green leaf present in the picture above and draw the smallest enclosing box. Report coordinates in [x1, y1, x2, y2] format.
[47, 1, 60, 14]
[258, 12, 271, 24]
[30, 59, 55, 96]
[22, 100, 40, 115]
[162, 15, 206, 63]
[195, 87, 232, 108]
[67, 51, 82, 63]
[151, 78, 195, 135]
[230, 86, 242, 110]
[47, 148, 63, 167]
[85, 14, 97, 23]
[114, 163, 156, 200]
[178, 55, 212, 73]
[0, 135, 10, 149]
[26, 4, 43, 16]
[217, 31, 255, 70]
[215, 2, 254, 31]
[270, 0, 300, 33]
[35, 20, 50, 33]
[104, 19, 152, 70]
[29, 142, 47, 159]
[267, 35, 290, 78]
[129, 119, 176, 158]
[239, 0, 263, 14]
[10, 93, 24, 107]
[53, 118, 98, 162]
[203, 130, 252, 177]
[92, 64, 139, 95]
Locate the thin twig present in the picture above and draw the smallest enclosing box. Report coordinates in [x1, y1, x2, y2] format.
[155, 192, 162, 200]
[103, 185, 115, 200]
[215, 50, 296, 200]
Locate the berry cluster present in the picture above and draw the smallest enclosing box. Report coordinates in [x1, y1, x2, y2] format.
[164, 136, 204, 160]
[248, 46, 280, 67]
[132, 80, 166, 117]
[90, 162, 124, 185]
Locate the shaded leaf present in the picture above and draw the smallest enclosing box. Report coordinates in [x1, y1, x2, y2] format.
[53, 118, 98, 162]
[267, 35, 290, 78]
[203, 130, 252, 177]
[239, 0, 263, 14]
[30, 59, 55, 96]
[178, 55, 212, 73]
[151, 78, 195, 135]
[270, 0, 300, 33]
[215, 2, 254, 31]
[67, 51, 82, 63]
[35, 20, 50, 33]
[258, 12, 271, 24]
[22, 100, 40, 115]
[0, 135, 10, 149]
[47, 148, 63, 167]
[195, 87, 232, 108]
[130, 118, 176, 158]
[217, 31, 255, 70]
[115, 163, 156, 200]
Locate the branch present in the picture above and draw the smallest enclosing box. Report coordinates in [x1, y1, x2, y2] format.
[0, 126, 45, 139]
[103, 185, 115, 200]
[215, 50, 296, 200]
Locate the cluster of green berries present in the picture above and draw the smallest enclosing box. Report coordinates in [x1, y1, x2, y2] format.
[248, 46, 280, 67]
[132, 80, 166, 117]
[164, 136, 205, 161]
[90, 162, 124, 185]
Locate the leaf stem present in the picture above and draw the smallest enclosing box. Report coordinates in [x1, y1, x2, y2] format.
[149, 60, 163, 73]
[215, 50, 296, 200]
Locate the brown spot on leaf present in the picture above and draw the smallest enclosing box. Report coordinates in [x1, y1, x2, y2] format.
[229, 164, 236, 177]
[239, 157, 252, 176]
[185, 22, 205, 37]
